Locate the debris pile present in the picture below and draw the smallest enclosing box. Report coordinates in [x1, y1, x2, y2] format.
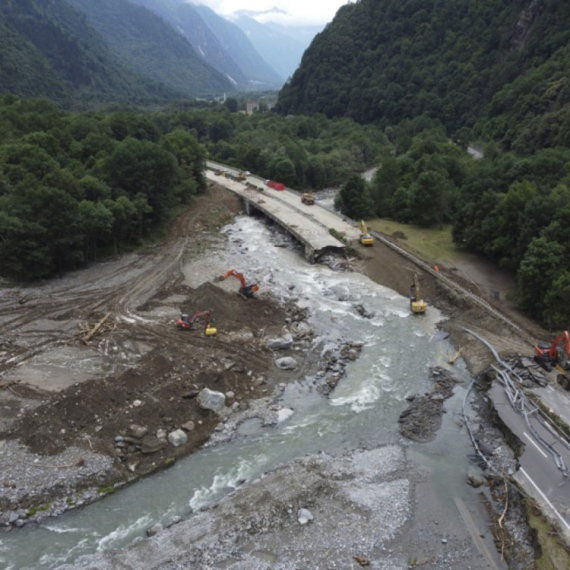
[398, 367, 459, 442]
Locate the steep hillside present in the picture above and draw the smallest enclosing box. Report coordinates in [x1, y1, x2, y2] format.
[194, 5, 284, 88]
[0, 0, 179, 107]
[131, 0, 283, 89]
[275, 0, 570, 153]
[68, 0, 232, 97]
[232, 14, 308, 81]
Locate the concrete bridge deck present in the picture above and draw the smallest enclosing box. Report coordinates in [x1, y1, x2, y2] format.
[205, 168, 360, 262]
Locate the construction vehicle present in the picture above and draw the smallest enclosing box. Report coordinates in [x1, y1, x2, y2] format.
[359, 220, 374, 246]
[301, 193, 315, 205]
[237, 171, 247, 181]
[410, 274, 427, 314]
[534, 331, 570, 372]
[177, 310, 217, 335]
[217, 269, 259, 299]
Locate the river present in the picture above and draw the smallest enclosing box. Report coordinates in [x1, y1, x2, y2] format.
[1, 215, 486, 569]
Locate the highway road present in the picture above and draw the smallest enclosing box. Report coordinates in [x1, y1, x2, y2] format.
[205, 161, 360, 243]
[490, 378, 570, 539]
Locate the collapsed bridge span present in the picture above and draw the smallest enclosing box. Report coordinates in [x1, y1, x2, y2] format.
[205, 170, 358, 262]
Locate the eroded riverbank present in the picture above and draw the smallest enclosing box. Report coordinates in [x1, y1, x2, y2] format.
[0, 184, 554, 569]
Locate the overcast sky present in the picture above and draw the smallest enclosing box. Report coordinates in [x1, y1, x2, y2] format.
[195, 1, 351, 26]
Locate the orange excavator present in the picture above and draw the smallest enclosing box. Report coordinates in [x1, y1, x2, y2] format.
[534, 331, 570, 372]
[217, 269, 259, 298]
[177, 310, 217, 335]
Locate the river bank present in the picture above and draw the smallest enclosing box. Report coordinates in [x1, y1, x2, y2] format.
[0, 182, 554, 568]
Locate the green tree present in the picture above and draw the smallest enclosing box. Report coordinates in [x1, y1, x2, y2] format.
[78, 200, 113, 260]
[335, 174, 375, 220]
[371, 158, 399, 217]
[542, 271, 570, 329]
[517, 237, 565, 318]
[224, 97, 239, 113]
[101, 137, 178, 223]
[270, 157, 296, 186]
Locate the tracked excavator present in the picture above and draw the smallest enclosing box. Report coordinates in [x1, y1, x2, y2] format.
[359, 220, 374, 246]
[534, 331, 570, 371]
[177, 310, 217, 335]
[217, 269, 259, 299]
[534, 331, 570, 389]
[410, 274, 427, 314]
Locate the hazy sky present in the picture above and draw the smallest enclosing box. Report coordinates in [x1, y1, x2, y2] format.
[195, 1, 350, 26]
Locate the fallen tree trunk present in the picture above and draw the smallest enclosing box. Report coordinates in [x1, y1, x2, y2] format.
[81, 312, 111, 345]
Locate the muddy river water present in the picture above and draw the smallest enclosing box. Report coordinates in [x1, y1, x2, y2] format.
[1, 216, 492, 569]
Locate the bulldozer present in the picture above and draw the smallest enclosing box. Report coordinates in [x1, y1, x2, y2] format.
[177, 310, 217, 335]
[217, 269, 259, 299]
[359, 220, 374, 246]
[410, 274, 427, 314]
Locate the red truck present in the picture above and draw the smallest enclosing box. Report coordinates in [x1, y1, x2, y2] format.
[265, 180, 285, 191]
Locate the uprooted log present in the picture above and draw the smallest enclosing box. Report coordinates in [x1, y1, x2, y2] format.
[81, 312, 112, 344]
[449, 348, 462, 365]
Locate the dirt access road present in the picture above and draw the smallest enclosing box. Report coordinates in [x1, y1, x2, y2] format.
[0, 180, 555, 554]
[1, 183, 313, 518]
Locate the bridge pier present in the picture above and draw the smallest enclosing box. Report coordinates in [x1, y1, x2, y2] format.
[243, 200, 252, 216]
[304, 245, 316, 264]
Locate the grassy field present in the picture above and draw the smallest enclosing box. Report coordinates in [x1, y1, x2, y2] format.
[367, 219, 467, 268]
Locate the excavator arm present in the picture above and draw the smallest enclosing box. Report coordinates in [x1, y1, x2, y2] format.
[188, 310, 211, 327]
[410, 274, 427, 314]
[549, 331, 570, 362]
[220, 269, 246, 288]
[218, 269, 259, 298]
[359, 220, 373, 246]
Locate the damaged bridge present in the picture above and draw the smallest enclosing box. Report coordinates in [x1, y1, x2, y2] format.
[205, 169, 359, 262]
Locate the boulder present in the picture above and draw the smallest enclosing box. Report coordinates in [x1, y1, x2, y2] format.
[266, 333, 294, 350]
[297, 508, 314, 525]
[141, 435, 167, 454]
[197, 388, 226, 413]
[129, 424, 148, 439]
[168, 429, 188, 448]
[146, 523, 163, 537]
[275, 357, 297, 370]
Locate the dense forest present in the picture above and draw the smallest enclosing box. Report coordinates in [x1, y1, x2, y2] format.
[276, 0, 570, 154]
[0, 95, 206, 281]
[200, 105, 388, 189]
[274, 0, 570, 327]
[0, 0, 228, 107]
[329, 116, 570, 328]
[0, 95, 385, 282]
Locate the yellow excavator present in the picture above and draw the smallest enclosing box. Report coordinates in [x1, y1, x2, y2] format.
[410, 274, 427, 314]
[359, 220, 374, 246]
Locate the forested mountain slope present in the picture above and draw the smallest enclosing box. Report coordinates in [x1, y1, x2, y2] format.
[130, 0, 283, 89]
[0, 0, 180, 107]
[194, 5, 284, 88]
[67, 0, 233, 97]
[232, 14, 307, 81]
[276, 0, 570, 153]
